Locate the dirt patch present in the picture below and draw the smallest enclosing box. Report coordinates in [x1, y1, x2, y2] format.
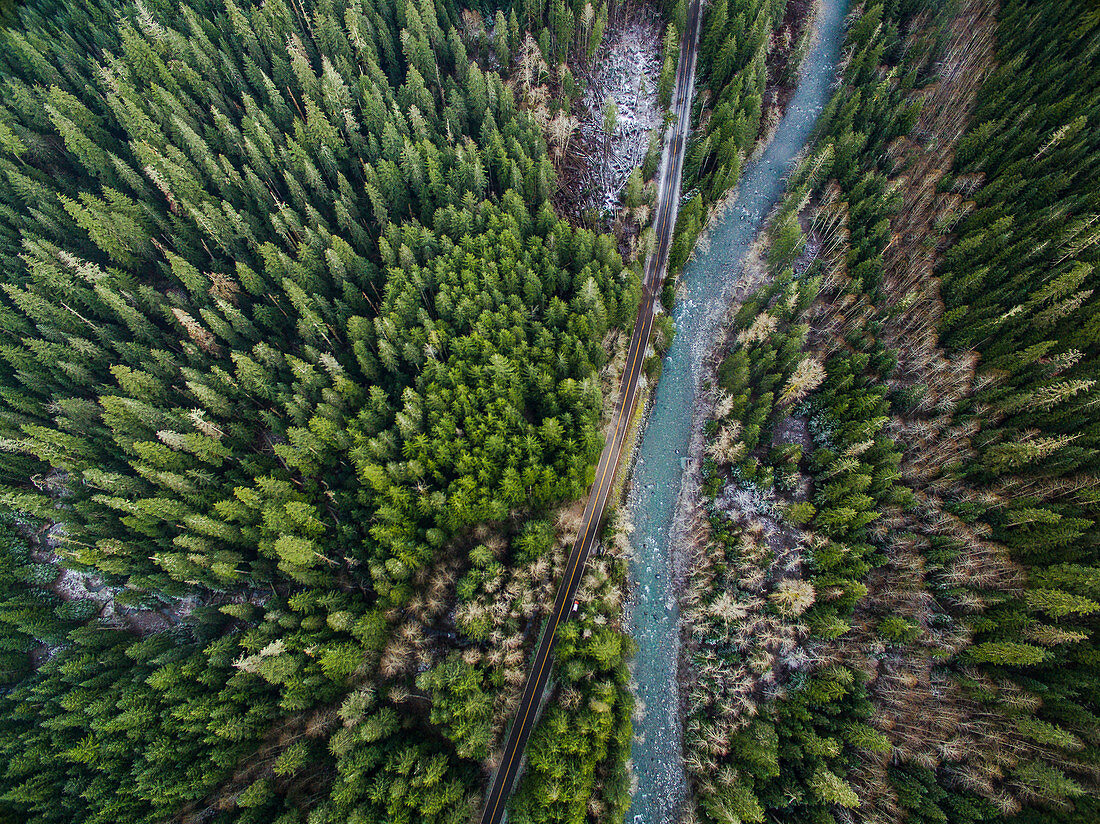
[773, 414, 811, 451]
[791, 230, 821, 276]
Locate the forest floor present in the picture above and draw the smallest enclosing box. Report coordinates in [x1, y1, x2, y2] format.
[555, 13, 663, 226]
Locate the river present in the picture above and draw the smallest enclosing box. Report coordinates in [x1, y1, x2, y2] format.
[622, 0, 850, 821]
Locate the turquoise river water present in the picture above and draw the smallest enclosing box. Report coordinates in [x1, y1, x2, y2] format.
[623, 1, 850, 821]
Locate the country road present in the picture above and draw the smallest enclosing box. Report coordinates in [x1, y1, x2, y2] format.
[475, 2, 704, 822]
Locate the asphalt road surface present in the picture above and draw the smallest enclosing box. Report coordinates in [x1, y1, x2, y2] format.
[476, 3, 703, 822]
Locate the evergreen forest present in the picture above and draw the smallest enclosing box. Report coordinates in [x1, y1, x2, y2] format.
[0, 0, 1098, 823]
[0, 0, 641, 821]
[681, 0, 1100, 822]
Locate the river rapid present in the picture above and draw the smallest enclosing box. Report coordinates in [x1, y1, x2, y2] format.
[622, 1, 850, 821]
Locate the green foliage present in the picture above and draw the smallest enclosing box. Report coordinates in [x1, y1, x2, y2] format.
[875, 614, 920, 644]
[688, 0, 787, 204]
[934, 1, 1100, 818]
[416, 653, 494, 761]
[0, 0, 634, 821]
[690, 669, 878, 823]
[0, 516, 70, 682]
[509, 614, 633, 824]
